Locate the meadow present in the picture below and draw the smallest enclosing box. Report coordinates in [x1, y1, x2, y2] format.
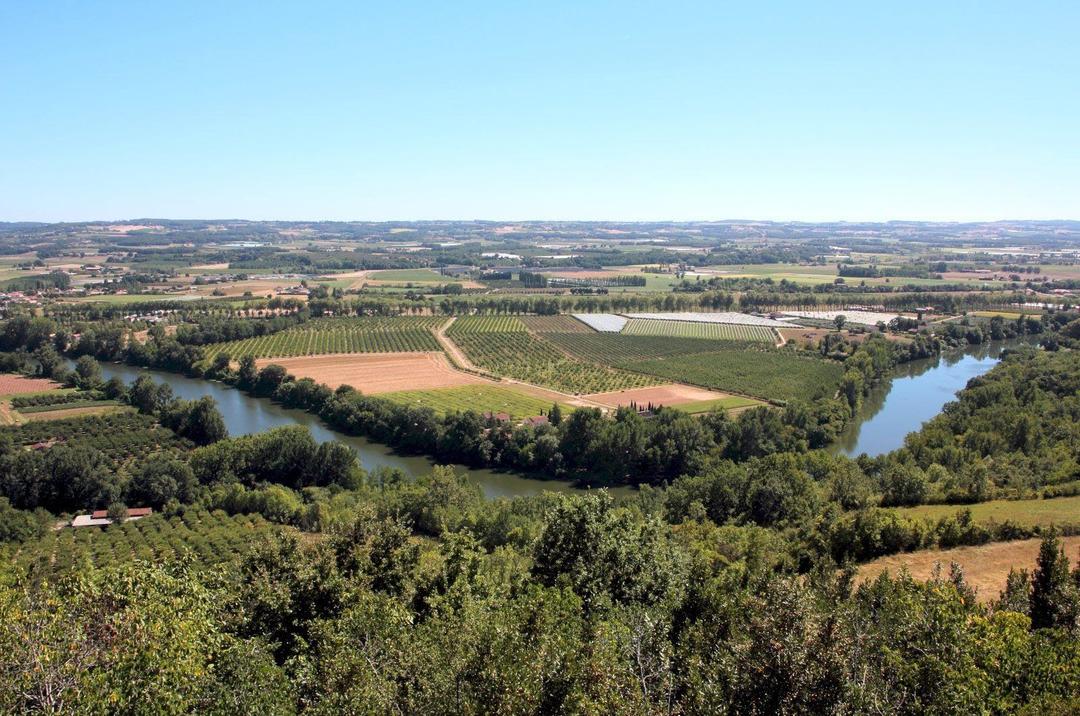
[203, 316, 445, 359]
[382, 385, 560, 417]
[367, 268, 447, 282]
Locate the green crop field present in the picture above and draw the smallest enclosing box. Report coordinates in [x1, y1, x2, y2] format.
[673, 396, 764, 413]
[447, 316, 659, 394]
[382, 385, 562, 417]
[893, 495, 1080, 528]
[626, 348, 845, 402]
[368, 268, 447, 282]
[4, 511, 279, 582]
[203, 316, 445, 360]
[621, 318, 778, 342]
[0, 412, 193, 465]
[520, 314, 596, 333]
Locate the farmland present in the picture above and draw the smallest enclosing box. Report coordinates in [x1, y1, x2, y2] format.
[858, 536, 1080, 603]
[0, 412, 194, 465]
[203, 316, 445, 360]
[382, 385, 560, 417]
[542, 333, 755, 364]
[446, 316, 660, 394]
[518, 314, 595, 333]
[256, 352, 485, 393]
[3, 511, 278, 582]
[892, 495, 1080, 528]
[622, 318, 778, 342]
[627, 348, 845, 402]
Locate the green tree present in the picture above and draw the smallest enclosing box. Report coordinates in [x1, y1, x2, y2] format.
[1030, 534, 1079, 630]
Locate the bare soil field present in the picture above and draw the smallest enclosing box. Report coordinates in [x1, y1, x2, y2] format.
[257, 352, 489, 393]
[857, 536, 1080, 603]
[584, 383, 733, 408]
[0, 375, 61, 395]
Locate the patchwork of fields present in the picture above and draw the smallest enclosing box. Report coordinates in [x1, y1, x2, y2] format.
[203, 316, 445, 359]
[446, 316, 660, 394]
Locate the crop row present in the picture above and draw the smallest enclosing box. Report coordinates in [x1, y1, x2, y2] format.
[1, 412, 193, 462]
[4, 510, 276, 582]
[447, 328, 658, 394]
[621, 319, 779, 343]
[203, 316, 445, 359]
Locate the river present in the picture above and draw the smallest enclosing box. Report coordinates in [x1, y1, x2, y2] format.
[91, 362, 601, 499]
[93, 341, 1013, 493]
[832, 341, 1016, 458]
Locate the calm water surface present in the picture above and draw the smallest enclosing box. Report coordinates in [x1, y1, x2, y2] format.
[833, 341, 1017, 458]
[92, 362, 616, 499]
[94, 341, 1018, 491]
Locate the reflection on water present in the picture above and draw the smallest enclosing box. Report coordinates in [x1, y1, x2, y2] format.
[833, 341, 1016, 458]
[92, 362, 625, 499]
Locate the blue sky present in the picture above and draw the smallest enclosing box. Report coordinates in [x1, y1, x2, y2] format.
[1, 1, 1076, 222]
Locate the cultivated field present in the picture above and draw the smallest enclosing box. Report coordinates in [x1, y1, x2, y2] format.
[572, 313, 627, 332]
[4, 511, 278, 582]
[626, 348, 845, 402]
[519, 315, 596, 333]
[583, 383, 760, 410]
[256, 352, 486, 393]
[779, 309, 902, 326]
[542, 333, 741, 364]
[446, 316, 658, 394]
[858, 536, 1080, 603]
[382, 385, 561, 417]
[0, 374, 62, 395]
[626, 312, 792, 328]
[622, 318, 778, 343]
[203, 316, 445, 360]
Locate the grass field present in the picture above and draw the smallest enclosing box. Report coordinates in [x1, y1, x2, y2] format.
[446, 316, 659, 394]
[4, 511, 278, 582]
[626, 348, 845, 402]
[672, 396, 763, 413]
[203, 316, 445, 359]
[368, 268, 447, 282]
[382, 385, 562, 417]
[622, 318, 778, 343]
[893, 495, 1080, 528]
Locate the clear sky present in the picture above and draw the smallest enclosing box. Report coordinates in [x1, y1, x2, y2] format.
[1, 1, 1077, 222]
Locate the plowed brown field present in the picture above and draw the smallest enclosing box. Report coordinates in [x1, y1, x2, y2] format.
[584, 383, 731, 408]
[0, 375, 61, 395]
[257, 352, 489, 393]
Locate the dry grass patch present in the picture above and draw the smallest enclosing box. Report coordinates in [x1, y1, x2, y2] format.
[585, 383, 744, 409]
[858, 536, 1080, 603]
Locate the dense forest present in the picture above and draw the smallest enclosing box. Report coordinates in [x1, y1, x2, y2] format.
[1, 305, 1080, 711]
